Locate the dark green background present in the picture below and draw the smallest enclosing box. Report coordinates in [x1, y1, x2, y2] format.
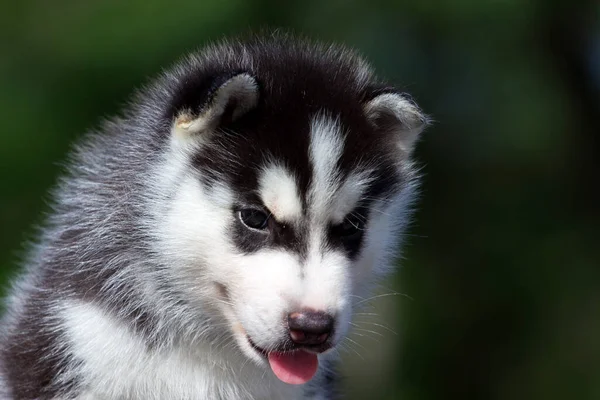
[1, 1, 599, 399]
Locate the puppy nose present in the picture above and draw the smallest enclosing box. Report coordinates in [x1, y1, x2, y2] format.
[287, 310, 334, 346]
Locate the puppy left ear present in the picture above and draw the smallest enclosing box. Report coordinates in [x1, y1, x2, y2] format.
[173, 73, 259, 139]
[364, 89, 429, 155]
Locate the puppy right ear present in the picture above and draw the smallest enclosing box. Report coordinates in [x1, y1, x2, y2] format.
[363, 88, 429, 156]
[172, 73, 259, 140]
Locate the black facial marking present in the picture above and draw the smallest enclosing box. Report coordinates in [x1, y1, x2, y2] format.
[232, 207, 308, 256]
[328, 205, 369, 260]
[332, 212, 366, 239]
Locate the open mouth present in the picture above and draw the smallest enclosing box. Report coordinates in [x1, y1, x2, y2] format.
[245, 335, 321, 385]
[246, 335, 270, 357]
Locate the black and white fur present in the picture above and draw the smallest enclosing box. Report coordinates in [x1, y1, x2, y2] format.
[0, 34, 428, 399]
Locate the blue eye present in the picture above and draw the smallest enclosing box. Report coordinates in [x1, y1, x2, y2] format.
[239, 209, 270, 230]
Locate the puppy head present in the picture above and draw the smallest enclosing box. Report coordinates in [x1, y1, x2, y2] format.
[150, 36, 427, 383]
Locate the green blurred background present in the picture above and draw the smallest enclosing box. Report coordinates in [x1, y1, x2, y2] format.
[1, 1, 599, 399]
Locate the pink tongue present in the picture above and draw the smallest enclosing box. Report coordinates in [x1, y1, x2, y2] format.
[267, 351, 319, 385]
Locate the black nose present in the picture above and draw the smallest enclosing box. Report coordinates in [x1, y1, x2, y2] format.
[287, 310, 334, 346]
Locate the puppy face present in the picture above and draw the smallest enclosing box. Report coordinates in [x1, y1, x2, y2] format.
[149, 37, 426, 375]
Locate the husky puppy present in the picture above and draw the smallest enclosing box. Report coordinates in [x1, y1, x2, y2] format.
[0, 34, 427, 399]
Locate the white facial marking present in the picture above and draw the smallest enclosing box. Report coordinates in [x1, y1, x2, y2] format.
[329, 171, 373, 223]
[160, 175, 234, 266]
[258, 164, 303, 222]
[303, 247, 351, 310]
[308, 114, 345, 219]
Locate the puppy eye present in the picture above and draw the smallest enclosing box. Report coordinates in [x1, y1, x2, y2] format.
[333, 215, 365, 238]
[239, 209, 270, 231]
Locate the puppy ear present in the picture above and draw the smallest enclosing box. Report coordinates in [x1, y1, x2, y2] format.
[364, 89, 429, 155]
[173, 73, 259, 139]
